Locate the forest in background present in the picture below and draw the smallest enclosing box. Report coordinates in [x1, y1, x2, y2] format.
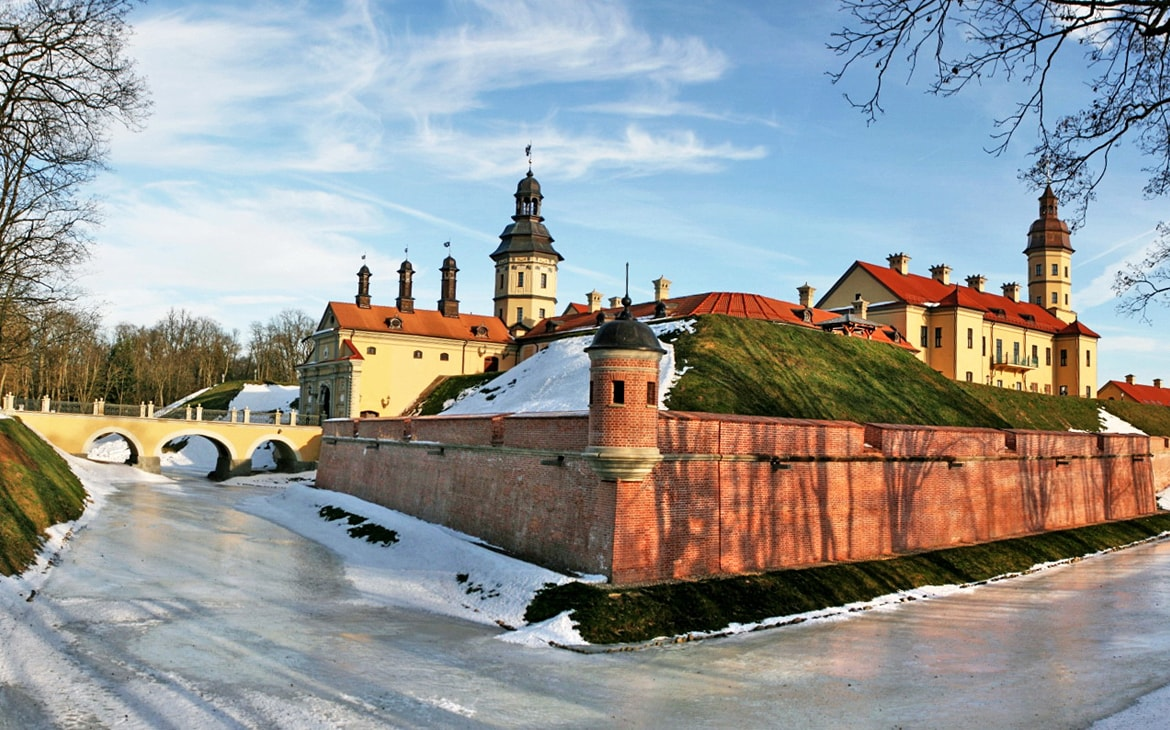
[0, 304, 314, 408]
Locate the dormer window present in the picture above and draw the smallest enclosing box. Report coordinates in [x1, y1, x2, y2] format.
[471, 325, 489, 338]
[385, 317, 403, 329]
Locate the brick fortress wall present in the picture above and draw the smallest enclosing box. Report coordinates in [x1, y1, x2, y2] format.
[317, 411, 1159, 585]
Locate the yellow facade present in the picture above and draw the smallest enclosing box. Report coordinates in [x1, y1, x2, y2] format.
[817, 189, 1099, 397]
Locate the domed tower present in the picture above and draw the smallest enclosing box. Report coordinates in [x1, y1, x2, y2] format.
[491, 168, 563, 329]
[583, 298, 665, 482]
[1025, 186, 1076, 323]
[396, 257, 414, 313]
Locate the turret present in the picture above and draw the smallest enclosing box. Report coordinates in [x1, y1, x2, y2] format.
[584, 296, 664, 482]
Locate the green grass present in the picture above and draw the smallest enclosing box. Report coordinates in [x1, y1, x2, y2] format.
[665, 315, 1010, 427]
[415, 372, 500, 415]
[0, 418, 87, 576]
[527, 513, 1170, 644]
[956, 381, 1102, 432]
[1101, 399, 1170, 437]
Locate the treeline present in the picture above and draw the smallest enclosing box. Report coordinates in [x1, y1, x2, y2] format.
[0, 305, 315, 407]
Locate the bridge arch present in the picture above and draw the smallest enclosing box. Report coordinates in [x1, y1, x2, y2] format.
[148, 428, 240, 481]
[243, 434, 309, 473]
[82, 428, 148, 467]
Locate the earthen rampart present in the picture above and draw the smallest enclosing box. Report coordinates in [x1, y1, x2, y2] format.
[317, 410, 1159, 585]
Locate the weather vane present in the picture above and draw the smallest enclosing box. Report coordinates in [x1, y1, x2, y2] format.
[525, 143, 533, 172]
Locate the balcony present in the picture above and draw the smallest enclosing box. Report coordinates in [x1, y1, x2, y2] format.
[991, 354, 1039, 372]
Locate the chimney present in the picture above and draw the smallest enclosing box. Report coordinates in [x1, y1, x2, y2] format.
[930, 264, 951, 286]
[851, 293, 869, 320]
[1001, 282, 1020, 302]
[355, 264, 371, 309]
[798, 282, 816, 308]
[396, 259, 414, 313]
[587, 290, 603, 313]
[1125, 374, 1135, 385]
[652, 276, 671, 302]
[965, 274, 986, 293]
[438, 255, 459, 317]
[887, 252, 911, 275]
[1157, 378, 1163, 389]
[609, 296, 622, 309]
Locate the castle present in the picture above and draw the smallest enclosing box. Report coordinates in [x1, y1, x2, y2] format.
[298, 171, 1098, 423]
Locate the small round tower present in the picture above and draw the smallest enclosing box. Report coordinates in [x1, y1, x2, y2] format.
[584, 299, 664, 481]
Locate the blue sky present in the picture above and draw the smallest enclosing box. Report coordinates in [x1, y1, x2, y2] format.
[86, 0, 1168, 387]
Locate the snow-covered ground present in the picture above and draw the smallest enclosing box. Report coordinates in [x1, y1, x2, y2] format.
[443, 319, 692, 414]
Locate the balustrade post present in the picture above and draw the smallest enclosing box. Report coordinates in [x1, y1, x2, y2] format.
[243, 407, 251, 424]
[40, 395, 50, 413]
[230, 407, 237, 423]
[92, 399, 100, 415]
[184, 405, 192, 421]
[196, 404, 204, 421]
[275, 408, 282, 425]
[147, 401, 155, 418]
[290, 408, 298, 426]
[139, 402, 146, 418]
[3, 393, 12, 411]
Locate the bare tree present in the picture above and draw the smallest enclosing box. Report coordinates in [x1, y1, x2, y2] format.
[247, 309, 314, 383]
[1114, 222, 1170, 321]
[829, 1, 1170, 226]
[0, 0, 147, 360]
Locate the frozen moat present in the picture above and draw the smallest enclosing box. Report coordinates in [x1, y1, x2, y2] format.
[4, 473, 1170, 728]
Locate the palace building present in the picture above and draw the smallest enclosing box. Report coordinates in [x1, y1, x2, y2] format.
[298, 171, 1103, 421]
[816, 186, 1099, 396]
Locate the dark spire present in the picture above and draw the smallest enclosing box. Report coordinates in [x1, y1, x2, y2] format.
[355, 262, 371, 309]
[1025, 185, 1073, 253]
[438, 252, 459, 317]
[396, 252, 414, 313]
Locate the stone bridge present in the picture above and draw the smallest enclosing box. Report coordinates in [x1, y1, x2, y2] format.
[6, 400, 321, 479]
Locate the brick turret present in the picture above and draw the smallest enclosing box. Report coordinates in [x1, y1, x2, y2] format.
[584, 300, 664, 481]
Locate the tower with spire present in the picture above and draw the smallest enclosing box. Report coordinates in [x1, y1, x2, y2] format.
[1025, 185, 1076, 324]
[490, 152, 563, 330]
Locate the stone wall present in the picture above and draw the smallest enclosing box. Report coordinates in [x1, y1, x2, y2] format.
[317, 411, 1158, 585]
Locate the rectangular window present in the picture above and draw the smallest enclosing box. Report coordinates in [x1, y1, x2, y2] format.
[1035, 296, 1042, 304]
[966, 328, 973, 349]
[1031, 344, 1038, 365]
[1046, 347, 1052, 366]
[1060, 349, 1068, 367]
[1086, 350, 1091, 367]
[1051, 263, 1059, 276]
[516, 306, 524, 322]
[920, 326, 928, 348]
[997, 379, 1004, 388]
[1045, 385, 1052, 394]
[1030, 383, 1038, 392]
[539, 308, 546, 318]
[965, 371, 973, 382]
[1060, 385, 1069, 395]
[647, 381, 657, 406]
[1051, 291, 1058, 304]
[498, 274, 504, 289]
[540, 273, 548, 288]
[517, 271, 525, 287]
[1086, 386, 1092, 398]
[995, 339, 1003, 363]
[982, 337, 986, 356]
[934, 327, 942, 348]
[613, 380, 625, 405]
[1015, 382, 1023, 391]
[1035, 263, 1042, 277]
[1013, 341, 1020, 363]
[589, 380, 594, 406]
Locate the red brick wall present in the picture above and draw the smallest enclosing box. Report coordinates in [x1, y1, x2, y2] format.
[319, 412, 1158, 585]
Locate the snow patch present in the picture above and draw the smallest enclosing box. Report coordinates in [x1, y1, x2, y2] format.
[1098, 408, 1145, 435]
[444, 319, 693, 415]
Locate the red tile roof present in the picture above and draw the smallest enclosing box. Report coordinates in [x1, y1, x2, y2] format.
[326, 302, 512, 343]
[852, 261, 1098, 336]
[1101, 380, 1170, 406]
[520, 291, 917, 350]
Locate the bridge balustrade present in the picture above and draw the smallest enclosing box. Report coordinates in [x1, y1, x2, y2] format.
[2, 394, 319, 426]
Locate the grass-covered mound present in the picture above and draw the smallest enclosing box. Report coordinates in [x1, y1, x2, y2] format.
[527, 513, 1170, 645]
[957, 381, 1102, 432]
[414, 373, 498, 415]
[0, 418, 87, 576]
[1101, 398, 1170, 437]
[664, 315, 1010, 427]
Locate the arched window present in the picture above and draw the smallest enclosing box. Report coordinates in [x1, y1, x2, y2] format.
[413, 350, 423, 359]
[440, 353, 450, 362]
[366, 346, 376, 355]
